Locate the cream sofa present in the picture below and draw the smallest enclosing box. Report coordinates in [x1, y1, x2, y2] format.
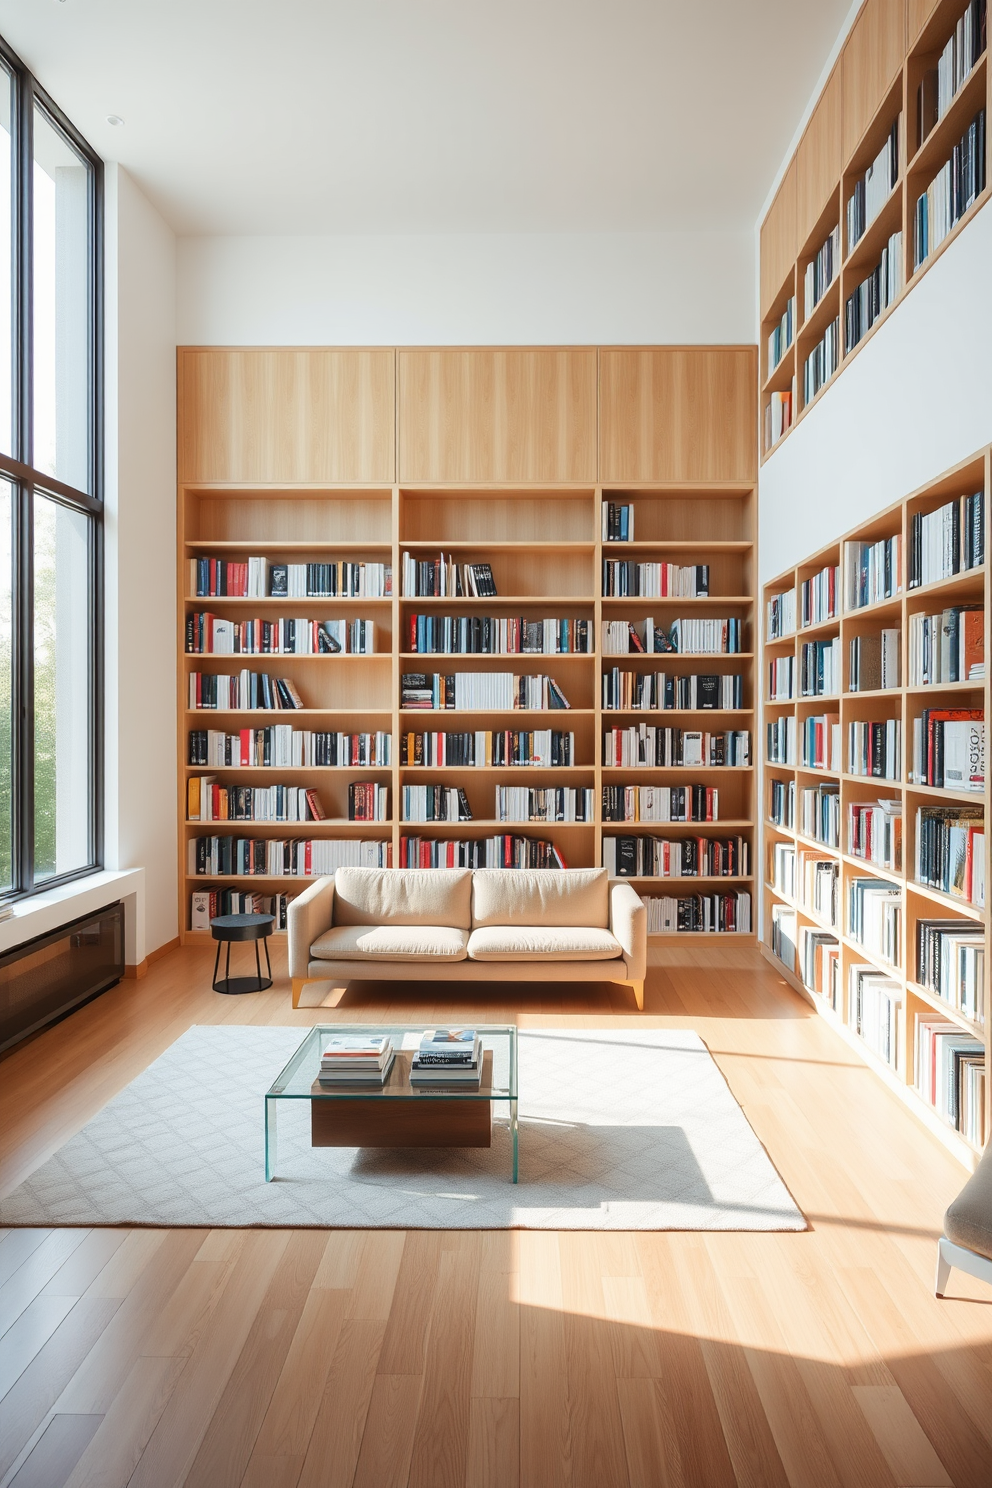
[288, 866, 646, 1009]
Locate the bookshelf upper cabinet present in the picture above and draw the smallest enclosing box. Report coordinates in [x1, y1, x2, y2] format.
[760, 162, 798, 319]
[842, 0, 907, 161]
[797, 64, 843, 252]
[599, 348, 758, 484]
[178, 349, 396, 484]
[397, 348, 597, 484]
[907, 0, 939, 47]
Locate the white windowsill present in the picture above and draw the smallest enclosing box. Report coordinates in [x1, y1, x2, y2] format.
[0, 867, 145, 963]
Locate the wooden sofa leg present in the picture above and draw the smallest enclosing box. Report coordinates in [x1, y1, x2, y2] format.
[292, 978, 307, 1009]
[628, 979, 644, 1011]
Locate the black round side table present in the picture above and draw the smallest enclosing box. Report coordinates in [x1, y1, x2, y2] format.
[210, 913, 275, 995]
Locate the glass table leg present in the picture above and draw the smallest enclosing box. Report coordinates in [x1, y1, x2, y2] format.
[265, 1095, 277, 1181]
[511, 1098, 518, 1183]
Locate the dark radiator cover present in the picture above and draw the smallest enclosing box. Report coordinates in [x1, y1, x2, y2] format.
[0, 901, 125, 1054]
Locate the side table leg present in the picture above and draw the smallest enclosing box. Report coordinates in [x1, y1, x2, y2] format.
[265, 1096, 277, 1181]
[511, 1098, 518, 1183]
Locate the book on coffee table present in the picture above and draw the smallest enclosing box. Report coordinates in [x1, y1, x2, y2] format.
[318, 1034, 395, 1085]
[411, 1028, 483, 1086]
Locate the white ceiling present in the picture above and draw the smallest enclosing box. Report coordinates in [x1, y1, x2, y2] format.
[0, 0, 850, 237]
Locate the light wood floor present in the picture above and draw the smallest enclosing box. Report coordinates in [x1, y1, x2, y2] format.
[1, 945, 991, 1488]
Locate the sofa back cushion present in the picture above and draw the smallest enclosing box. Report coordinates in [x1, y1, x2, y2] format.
[334, 867, 474, 929]
[471, 868, 609, 928]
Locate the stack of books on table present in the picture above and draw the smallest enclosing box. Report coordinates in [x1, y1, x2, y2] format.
[410, 1029, 483, 1087]
[317, 1034, 395, 1085]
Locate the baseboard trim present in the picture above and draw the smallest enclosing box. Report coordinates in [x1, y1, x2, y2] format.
[124, 960, 148, 980]
[148, 936, 180, 966]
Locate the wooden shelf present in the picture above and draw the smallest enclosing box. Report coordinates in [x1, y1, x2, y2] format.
[762, 452, 990, 1152]
[179, 352, 758, 944]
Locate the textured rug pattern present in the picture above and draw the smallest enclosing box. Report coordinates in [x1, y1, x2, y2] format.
[0, 1026, 805, 1231]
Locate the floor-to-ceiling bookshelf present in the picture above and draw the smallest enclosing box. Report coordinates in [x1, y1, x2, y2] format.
[177, 347, 758, 950]
[761, 448, 990, 1163]
[760, 0, 991, 456]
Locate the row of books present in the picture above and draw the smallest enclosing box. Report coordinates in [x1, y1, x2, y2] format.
[800, 782, 840, 847]
[318, 1034, 395, 1087]
[601, 618, 744, 655]
[603, 726, 750, 768]
[766, 588, 796, 641]
[766, 715, 796, 765]
[643, 892, 751, 934]
[801, 564, 838, 627]
[601, 561, 710, 598]
[765, 388, 794, 451]
[766, 297, 795, 374]
[495, 787, 594, 823]
[916, 1019, 985, 1143]
[400, 786, 472, 823]
[768, 777, 794, 829]
[851, 965, 901, 1068]
[410, 1029, 484, 1087]
[804, 226, 839, 318]
[801, 713, 842, 772]
[915, 805, 985, 905]
[799, 927, 840, 1008]
[913, 108, 986, 271]
[849, 630, 900, 692]
[849, 877, 902, 966]
[187, 778, 325, 823]
[400, 672, 571, 711]
[401, 729, 576, 768]
[910, 606, 985, 688]
[917, 1, 987, 149]
[846, 118, 899, 253]
[843, 535, 902, 609]
[189, 557, 392, 599]
[908, 492, 985, 587]
[188, 728, 392, 768]
[768, 656, 794, 701]
[849, 798, 902, 871]
[402, 555, 497, 598]
[189, 672, 304, 711]
[348, 783, 390, 821]
[910, 708, 985, 791]
[770, 904, 799, 970]
[916, 917, 986, 1025]
[190, 890, 294, 932]
[185, 615, 376, 656]
[848, 719, 902, 781]
[601, 785, 720, 824]
[603, 835, 748, 879]
[800, 638, 842, 697]
[602, 502, 635, 541]
[397, 836, 567, 869]
[771, 843, 838, 926]
[408, 614, 592, 655]
[188, 837, 390, 877]
[602, 670, 744, 711]
[803, 317, 840, 405]
[844, 233, 902, 353]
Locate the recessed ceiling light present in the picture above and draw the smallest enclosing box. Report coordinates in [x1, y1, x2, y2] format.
[106, 115, 124, 127]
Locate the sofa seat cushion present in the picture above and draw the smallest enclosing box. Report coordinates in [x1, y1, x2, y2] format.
[334, 866, 473, 929]
[471, 867, 609, 928]
[944, 1144, 992, 1262]
[311, 924, 469, 962]
[466, 925, 622, 962]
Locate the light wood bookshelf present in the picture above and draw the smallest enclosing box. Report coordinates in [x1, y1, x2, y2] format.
[760, 448, 990, 1165]
[177, 347, 758, 952]
[760, 0, 991, 459]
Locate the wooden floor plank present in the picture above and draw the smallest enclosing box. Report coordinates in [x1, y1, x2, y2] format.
[407, 1235, 483, 1488]
[376, 1230, 443, 1376]
[0, 1295, 78, 1401]
[517, 1233, 571, 1488]
[60, 1355, 187, 1488]
[296, 1318, 387, 1488]
[851, 1384, 953, 1487]
[352, 1374, 423, 1488]
[246, 1287, 348, 1465]
[40, 1231, 127, 1298]
[7, 1414, 102, 1488]
[467, 1397, 520, 1488]
[0, 1232, 89, 1335]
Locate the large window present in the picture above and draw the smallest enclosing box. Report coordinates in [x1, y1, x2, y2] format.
[0, 39, 102, 898]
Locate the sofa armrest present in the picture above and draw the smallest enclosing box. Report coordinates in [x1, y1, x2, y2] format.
[610, 880, 646, 981]
[287, 876, 335, 977]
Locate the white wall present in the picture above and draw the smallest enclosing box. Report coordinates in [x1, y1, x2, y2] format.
[104, 164, 178, 959]
[759, 197, 992, 582]
[177, 231, 755, 346]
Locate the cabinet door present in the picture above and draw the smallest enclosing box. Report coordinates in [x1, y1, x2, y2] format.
[760, 161, 798, 316]
[397, 348, 597, 484]
[842, 0, 907, 161]
[797, 64, 843, 251]
[600, 348, 757, 484]
[178, 349, 396, 484]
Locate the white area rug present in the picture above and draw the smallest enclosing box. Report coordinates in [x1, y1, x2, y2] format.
[0, 1026, 805, 1231]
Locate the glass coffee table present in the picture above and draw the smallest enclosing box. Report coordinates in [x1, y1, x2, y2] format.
[265, 1024, 519, 1182]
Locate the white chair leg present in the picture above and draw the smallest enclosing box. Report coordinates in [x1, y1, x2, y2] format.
[935, 1236, 953, 1297]
[935, 1235, 992, 1297]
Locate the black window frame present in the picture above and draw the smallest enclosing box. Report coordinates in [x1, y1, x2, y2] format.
[0, 34, 103, 901]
